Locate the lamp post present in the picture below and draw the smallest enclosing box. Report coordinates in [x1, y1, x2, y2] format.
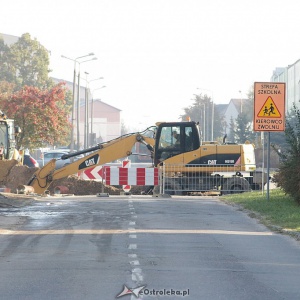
[197, 88, 214, 140]
[91, 86, 106, 146]
[61, 53, 95, 152]
[80, 76, 104, 148]
[76, 57, 97, 150]
[84, 72, 89, 149]
[239, 90, 242, 113]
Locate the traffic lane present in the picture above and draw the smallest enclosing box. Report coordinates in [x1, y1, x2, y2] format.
[130, 196, 300, 299]
[217, 230, 300, 300]
[1, 195, 300, 299]
[0, 234, 130, 300]
[134, 196, 271, 232]
[0, 197, 135, 300]
[137, 232, 280, 300]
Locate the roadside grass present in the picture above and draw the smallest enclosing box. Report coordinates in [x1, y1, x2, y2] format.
[222, 189, 300, 233]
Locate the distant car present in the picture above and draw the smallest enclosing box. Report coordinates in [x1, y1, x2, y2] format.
[23, 154, 39, 168]
[37, 150, 84, 169]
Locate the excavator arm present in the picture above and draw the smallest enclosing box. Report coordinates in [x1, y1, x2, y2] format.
[28, 129, 155, 195]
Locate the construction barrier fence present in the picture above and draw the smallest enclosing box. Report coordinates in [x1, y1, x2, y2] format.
[105, 167, 159, 186]
[160, 163, 263, 195]
[81, 163, 265, 195]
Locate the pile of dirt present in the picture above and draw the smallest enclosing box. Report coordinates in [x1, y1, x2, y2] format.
[49, 175, 121, 195]
[5, 165, 38, 192]
[0, 160, 20, 187]
[1, 163, 137, 195]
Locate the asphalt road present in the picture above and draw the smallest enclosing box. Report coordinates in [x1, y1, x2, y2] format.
[0, 195, 300, 300]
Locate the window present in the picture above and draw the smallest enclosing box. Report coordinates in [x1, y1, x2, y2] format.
[158, 126, 180, 149]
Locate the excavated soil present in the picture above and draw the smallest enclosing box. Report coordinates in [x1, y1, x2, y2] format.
[0, 161, 144, 196]
[49, 175, 121, 195]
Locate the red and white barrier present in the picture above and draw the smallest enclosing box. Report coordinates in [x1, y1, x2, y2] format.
[105, 167, 159, 186]
[79, 166, 108, 180]
[79, 159, 159, 187]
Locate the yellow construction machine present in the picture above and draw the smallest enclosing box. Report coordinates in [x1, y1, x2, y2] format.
[0, 110, 22, 162]
[28, 121, 265, 195]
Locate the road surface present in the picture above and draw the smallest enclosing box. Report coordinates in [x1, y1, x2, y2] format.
[0, 195, 300, 300]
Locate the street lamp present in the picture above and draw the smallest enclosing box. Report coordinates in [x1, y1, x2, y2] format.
[91, 86, 106, 146]
[80, 76, 104, 148]
[76, 57, 97, 150]
[84, 72, 89, 149]
[197, 88, 214, 140]
[61, 52, 95, 152]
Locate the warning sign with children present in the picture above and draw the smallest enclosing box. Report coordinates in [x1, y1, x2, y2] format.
[253, 82, 286, 132]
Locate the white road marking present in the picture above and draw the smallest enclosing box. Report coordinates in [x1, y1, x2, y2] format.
[132, 268, 143, 282]
[128, 244, 137, 249]
[129, 234, 137, 238]
[0, 229, 274, 236]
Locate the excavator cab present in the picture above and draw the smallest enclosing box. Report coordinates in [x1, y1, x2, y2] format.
[0, 120, 9, 159]
[0, 116, 21, 160]
[154, 121, 201, 166]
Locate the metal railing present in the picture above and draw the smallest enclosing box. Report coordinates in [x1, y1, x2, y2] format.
[160, 163, 260, 195]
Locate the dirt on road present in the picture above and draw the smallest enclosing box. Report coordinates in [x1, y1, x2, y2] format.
[0, 162, 123, 196]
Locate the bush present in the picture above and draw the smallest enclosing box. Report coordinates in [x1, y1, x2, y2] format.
[273, 104, 300, 204]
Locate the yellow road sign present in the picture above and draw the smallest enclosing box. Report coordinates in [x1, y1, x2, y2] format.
[254, 82, 285, 132]
[257, 96, 281, 118]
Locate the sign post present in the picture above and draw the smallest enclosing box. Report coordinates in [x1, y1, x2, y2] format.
[253, 82, 286, 200]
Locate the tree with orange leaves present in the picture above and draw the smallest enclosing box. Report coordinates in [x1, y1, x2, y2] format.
[0, 82, 71, 149]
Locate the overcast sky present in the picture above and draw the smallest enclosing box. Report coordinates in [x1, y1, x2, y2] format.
[2, 0, 300, 130]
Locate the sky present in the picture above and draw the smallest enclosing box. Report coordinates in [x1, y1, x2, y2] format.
[1, 0, 300, 130]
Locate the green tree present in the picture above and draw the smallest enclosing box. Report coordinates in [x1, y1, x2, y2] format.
[270, 106, 298, 152]
[181, 93, 224, 140]
[232, 112, 256, 143]
[273, 104, 300, 204]
[0, 33, 73, 149]
[0, 83, 71, 149]
[228, 117, 235, 142]
[0, 38, 14, 83]
[0, 33, 53, 90]
[228, 86, 256, 144]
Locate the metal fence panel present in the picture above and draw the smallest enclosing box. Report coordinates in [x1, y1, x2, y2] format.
[161, 163, 255, 195]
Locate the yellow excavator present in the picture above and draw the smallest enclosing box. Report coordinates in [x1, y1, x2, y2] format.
[0, 110, 22, 162]
[28, 121, 265, 195]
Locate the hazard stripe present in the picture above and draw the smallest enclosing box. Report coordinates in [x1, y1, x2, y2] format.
[104, 167, 159, 185]
[119, 168, 128, 185]
[105, 167, 111, 185]
[136, 168, 145, 185]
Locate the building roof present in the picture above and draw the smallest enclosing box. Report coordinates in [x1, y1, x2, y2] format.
[230, 98, 248, 111]
[0, 33, 19, 45]
[79, 98, 121, 112]
[215, 104, 228, 116]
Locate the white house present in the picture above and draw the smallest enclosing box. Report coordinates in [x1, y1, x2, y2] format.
[222, 98, 249, 133]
